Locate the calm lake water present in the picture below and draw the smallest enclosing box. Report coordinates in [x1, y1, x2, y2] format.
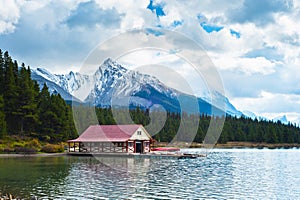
[0, 149, 300, 199]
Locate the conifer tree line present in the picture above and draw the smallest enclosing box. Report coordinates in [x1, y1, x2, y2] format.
[95, 107, 300, 144]
[0, 49, 77, 142]
[1, 48, 299, 144]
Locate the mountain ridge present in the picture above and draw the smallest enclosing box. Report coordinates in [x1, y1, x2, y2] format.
[31, 58, 243, 117]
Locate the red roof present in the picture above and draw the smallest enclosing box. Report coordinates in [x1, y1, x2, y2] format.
[68, 124, 143, 142]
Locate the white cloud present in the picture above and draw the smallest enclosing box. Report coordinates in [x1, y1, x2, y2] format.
[0, 0, 300, 118]
[231, 91, 300, 114]
[0, 0, 22, 34]
[213, 56, 279, 75]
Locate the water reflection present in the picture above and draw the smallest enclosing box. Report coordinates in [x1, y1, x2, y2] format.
[0, 149, 300, 199]
[0, 156, 71, 198]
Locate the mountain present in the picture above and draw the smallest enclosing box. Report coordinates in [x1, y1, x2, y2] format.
[273, 115, 289, 125]
[291, 117, 300, 126]
[31, 69, 74, 101]
[31, 58, 242, 116]
[243, 110, 257, 120]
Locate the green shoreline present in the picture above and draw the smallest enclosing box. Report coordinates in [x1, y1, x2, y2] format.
[0, 152, 67, 158]
[1, 142, 300, 158]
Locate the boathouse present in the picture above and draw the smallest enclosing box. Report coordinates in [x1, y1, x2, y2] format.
[67, 124, 153, 154]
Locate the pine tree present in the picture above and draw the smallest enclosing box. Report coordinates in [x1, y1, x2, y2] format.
[0, 95, 6, 138]
[3, 52, 18, 133]
[0, 49, 4, 95]
[15, 65, 38, 133]
[37, 84, 53, 141]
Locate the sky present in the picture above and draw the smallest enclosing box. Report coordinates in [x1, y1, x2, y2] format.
[0, 0, 300, 123]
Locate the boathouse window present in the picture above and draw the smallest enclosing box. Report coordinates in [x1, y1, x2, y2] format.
[117, 142, 123, 147]
[128, 142, 133, 147]
[137, 131, 142, 135]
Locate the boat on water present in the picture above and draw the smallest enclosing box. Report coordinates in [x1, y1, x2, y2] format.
[150, 147, 206, 159]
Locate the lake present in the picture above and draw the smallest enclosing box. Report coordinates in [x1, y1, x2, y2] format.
[1, 149, 300, 199]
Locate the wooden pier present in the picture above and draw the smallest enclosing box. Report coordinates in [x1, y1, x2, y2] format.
[67, 152, 206, 159]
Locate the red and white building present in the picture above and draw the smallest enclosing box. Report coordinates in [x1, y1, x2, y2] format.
[67, 124, 154, 154]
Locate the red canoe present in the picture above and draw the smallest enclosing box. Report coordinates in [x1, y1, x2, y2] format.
[151, 147, 180, 152]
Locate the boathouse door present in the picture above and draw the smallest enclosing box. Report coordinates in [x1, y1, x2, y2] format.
[135, 141, 143, 153]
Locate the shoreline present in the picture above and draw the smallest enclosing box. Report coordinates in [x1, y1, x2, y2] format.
[0, 152, 67, 158]
[1, 142, 300, 158]
[215, 142, 300, 149]
[154, 142, 300, 149]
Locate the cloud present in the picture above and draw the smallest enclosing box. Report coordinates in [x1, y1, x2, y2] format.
[197, 14, 224, 33]
[231, 91, 300, 114]
[0, 0, 22, 34]
[230, 29, 240, 38]
[227, 0, 293, 26]
[214, 56, 279, 75]
[0, 0, 126, 73]
[244, 46, 283, 61]
[0, 0, 300, 121]
[66, 1, 123, 29]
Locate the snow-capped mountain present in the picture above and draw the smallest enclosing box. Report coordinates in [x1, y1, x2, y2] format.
[243, 110, 257, 120]
[31, 58, 242, 116]
[273, 115, 289, 125]
[291, 117, 300, 126]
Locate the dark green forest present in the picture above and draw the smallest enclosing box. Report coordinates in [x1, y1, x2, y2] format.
[0, 49, 299, 145]
[93, 107, 300, 144]
[0, 50, 77, 143]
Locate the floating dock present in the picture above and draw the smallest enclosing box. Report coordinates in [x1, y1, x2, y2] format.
[67, 152, 206, 159]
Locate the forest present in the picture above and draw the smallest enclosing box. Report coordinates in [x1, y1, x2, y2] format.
[0, 48, 299, 150]
[0, 49, 77, 144]
[93, 107, 300, 144]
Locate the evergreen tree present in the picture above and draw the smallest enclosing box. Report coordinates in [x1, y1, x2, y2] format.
[37, 84, 53, 141]
[3, 52, 18, 133]
[15, 65, 38, 133]
[0, 95, 6, 138]
[0, 49, 4, 95]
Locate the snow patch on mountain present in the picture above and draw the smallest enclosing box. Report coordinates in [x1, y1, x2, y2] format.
[273, 115, 289, 125]
[31, 58, 242, 116]
[202, 91, 243, 117]
[243, 110, 257, 119]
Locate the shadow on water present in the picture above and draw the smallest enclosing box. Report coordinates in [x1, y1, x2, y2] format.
[0, 155, 181, 199]
[0, 156, 72, 198]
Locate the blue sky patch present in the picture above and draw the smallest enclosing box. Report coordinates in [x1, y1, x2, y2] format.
[244, 47, 283, 61]
[145, 28, 164, 36]
[147, 0, 166, 17]
[197, 14, 223, 33]
[172, 20, 183, 27]
[200, 22, 224, 33]
[230, 29, 241, 38]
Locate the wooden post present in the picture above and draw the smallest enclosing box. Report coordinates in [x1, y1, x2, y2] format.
[74, 142, 75, 152]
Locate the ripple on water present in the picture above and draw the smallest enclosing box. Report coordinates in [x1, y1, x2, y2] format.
[0, 149, 300, 199]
